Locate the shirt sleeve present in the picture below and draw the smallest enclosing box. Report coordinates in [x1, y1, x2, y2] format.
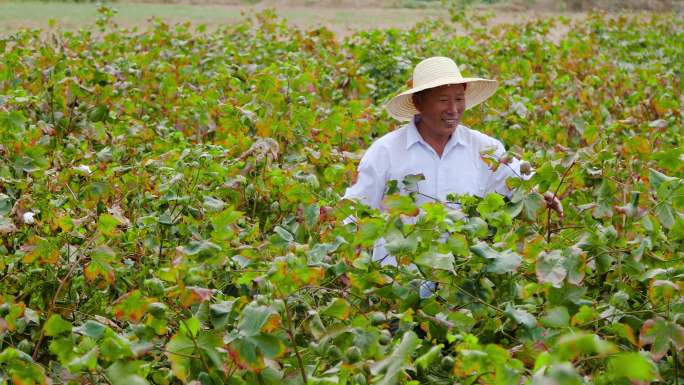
[484, 140, 529, 197]
[343, 143, 390, 210]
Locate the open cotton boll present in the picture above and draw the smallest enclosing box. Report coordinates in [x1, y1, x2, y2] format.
[73, 164, 92, 175]
[23, 212, 35, 224]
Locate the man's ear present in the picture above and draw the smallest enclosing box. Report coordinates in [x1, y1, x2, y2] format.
[411, 93, 422, 112]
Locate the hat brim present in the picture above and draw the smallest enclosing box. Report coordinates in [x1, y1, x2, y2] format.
[385, 76, 498, 121]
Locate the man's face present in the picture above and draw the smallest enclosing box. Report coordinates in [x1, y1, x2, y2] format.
[413, 84, 466, 137]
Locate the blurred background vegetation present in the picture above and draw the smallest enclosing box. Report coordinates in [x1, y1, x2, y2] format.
[1, 0, 681, 42]
[2, 0, 682, 11]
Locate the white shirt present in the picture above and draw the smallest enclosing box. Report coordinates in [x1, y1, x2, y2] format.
[344, 118, 523, 209]
[343, 118, 525, 269]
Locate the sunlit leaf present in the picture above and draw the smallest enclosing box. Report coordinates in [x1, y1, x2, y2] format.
[470, 242, 522, 273]
[321, 298, 351, 320]
[639, 317, 684, 361]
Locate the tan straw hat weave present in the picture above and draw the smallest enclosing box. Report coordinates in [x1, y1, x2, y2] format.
[385, 56, 498, 121]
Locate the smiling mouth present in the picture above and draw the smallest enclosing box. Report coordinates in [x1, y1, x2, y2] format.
[443, 118, 458, 126]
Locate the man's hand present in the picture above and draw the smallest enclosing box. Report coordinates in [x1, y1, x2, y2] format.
[543, 191, 564, 217]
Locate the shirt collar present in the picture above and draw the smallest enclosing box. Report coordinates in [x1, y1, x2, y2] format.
[405, 116, 467, 151]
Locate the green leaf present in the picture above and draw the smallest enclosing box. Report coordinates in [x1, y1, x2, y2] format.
[554, 332, 616, 361]
[470, 242, 522, 273]
[97, 213, 120, 236]
[670, 215, 684, 242]
[203, 196, 226, 212]
[639, 317, 684, 361]
[165, 332, 195, 382]
[541, 306, 570, 328]
[107, 360, 150, 385]
[238, 304, 279, 337]
[563, 246, 585, 285]
[73, 320, 106, 339]
[0, 215, 17, 235]
[510, 190, 544, 220]
[49, 337, 75, 363]
[197, 331, 224, 367]
[248, 333, 285, 359]
[505, 304, 537, 329]
[44, 314, 72, 337]
[0, 348, 47, 385]
[209, 300, 236, 328]
[181, 240, 222, 259]
[610, 323, 638, 346]
[415, 251, 454, 270]
[606, 352, 657, 381]
[180, 317, 201, 337]
[112, 290, 150, 323]
[402, 173, 425, 191]
[384, 195, 419, 216]
[477, 193, 505, 217]
[447, 233, 469, 256]
[593, 179, 615, 218]
[536, 250, 567, 288]
[462, 216, 488, 238]
[648, 279, 680, 305]
[0, 110, 26, 131]
[89, 105, 109, 122]
[210, 207, 243, 241]
[415, 344, 443, 370]
[370, 331, 419, 385]
[0, 347, 34, 363]
[654, 202, 675, 229]
[273, 226, 294, 243]
[308, 242, 340, 265]
[571, 305, 599, 325]
[546, 362, 583, 385]
[0, 194, 12, 216]
[649, 168, 677, 190]
[303, 203, 319, 227]
[355, 218, 385, 247]
[67, 347, 98, 372]
[321, 298, 351, 320]
[228, 338, 261, 369]
[384, 230, 418, 256]
[100, 333, 134, 361]
[85, 245, 116, 285]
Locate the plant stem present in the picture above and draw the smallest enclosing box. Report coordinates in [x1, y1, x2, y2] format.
[454, 285, 505, 314]
[674, 345, 679, 385]
[180, 319, 211, 373]
[33, 242, 90, 360]
[64, 96, 78, 135]
[158, 226, 165, 260]
[547, 160, 576, 242]
[283, 298, 307, 385]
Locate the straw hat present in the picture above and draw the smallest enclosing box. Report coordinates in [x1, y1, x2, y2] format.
[385, 56, 498, 121]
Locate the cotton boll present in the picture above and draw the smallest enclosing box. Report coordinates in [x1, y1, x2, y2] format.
[23, 212, 35, 225]
[73, 164, 92, 175]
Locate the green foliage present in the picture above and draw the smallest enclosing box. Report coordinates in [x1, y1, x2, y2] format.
[0, 5, 683, 385]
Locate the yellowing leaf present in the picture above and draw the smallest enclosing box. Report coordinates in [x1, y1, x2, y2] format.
[321, 298, 351, 320]
[648, 279, 680, 305]
[639, 317, 684, 361]
[112, 291, 150, 323]
[84, 245, 117, 285]
[165, 333, 195, 382]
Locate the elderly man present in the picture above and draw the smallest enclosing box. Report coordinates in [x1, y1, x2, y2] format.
[343, 57, 557, 292]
